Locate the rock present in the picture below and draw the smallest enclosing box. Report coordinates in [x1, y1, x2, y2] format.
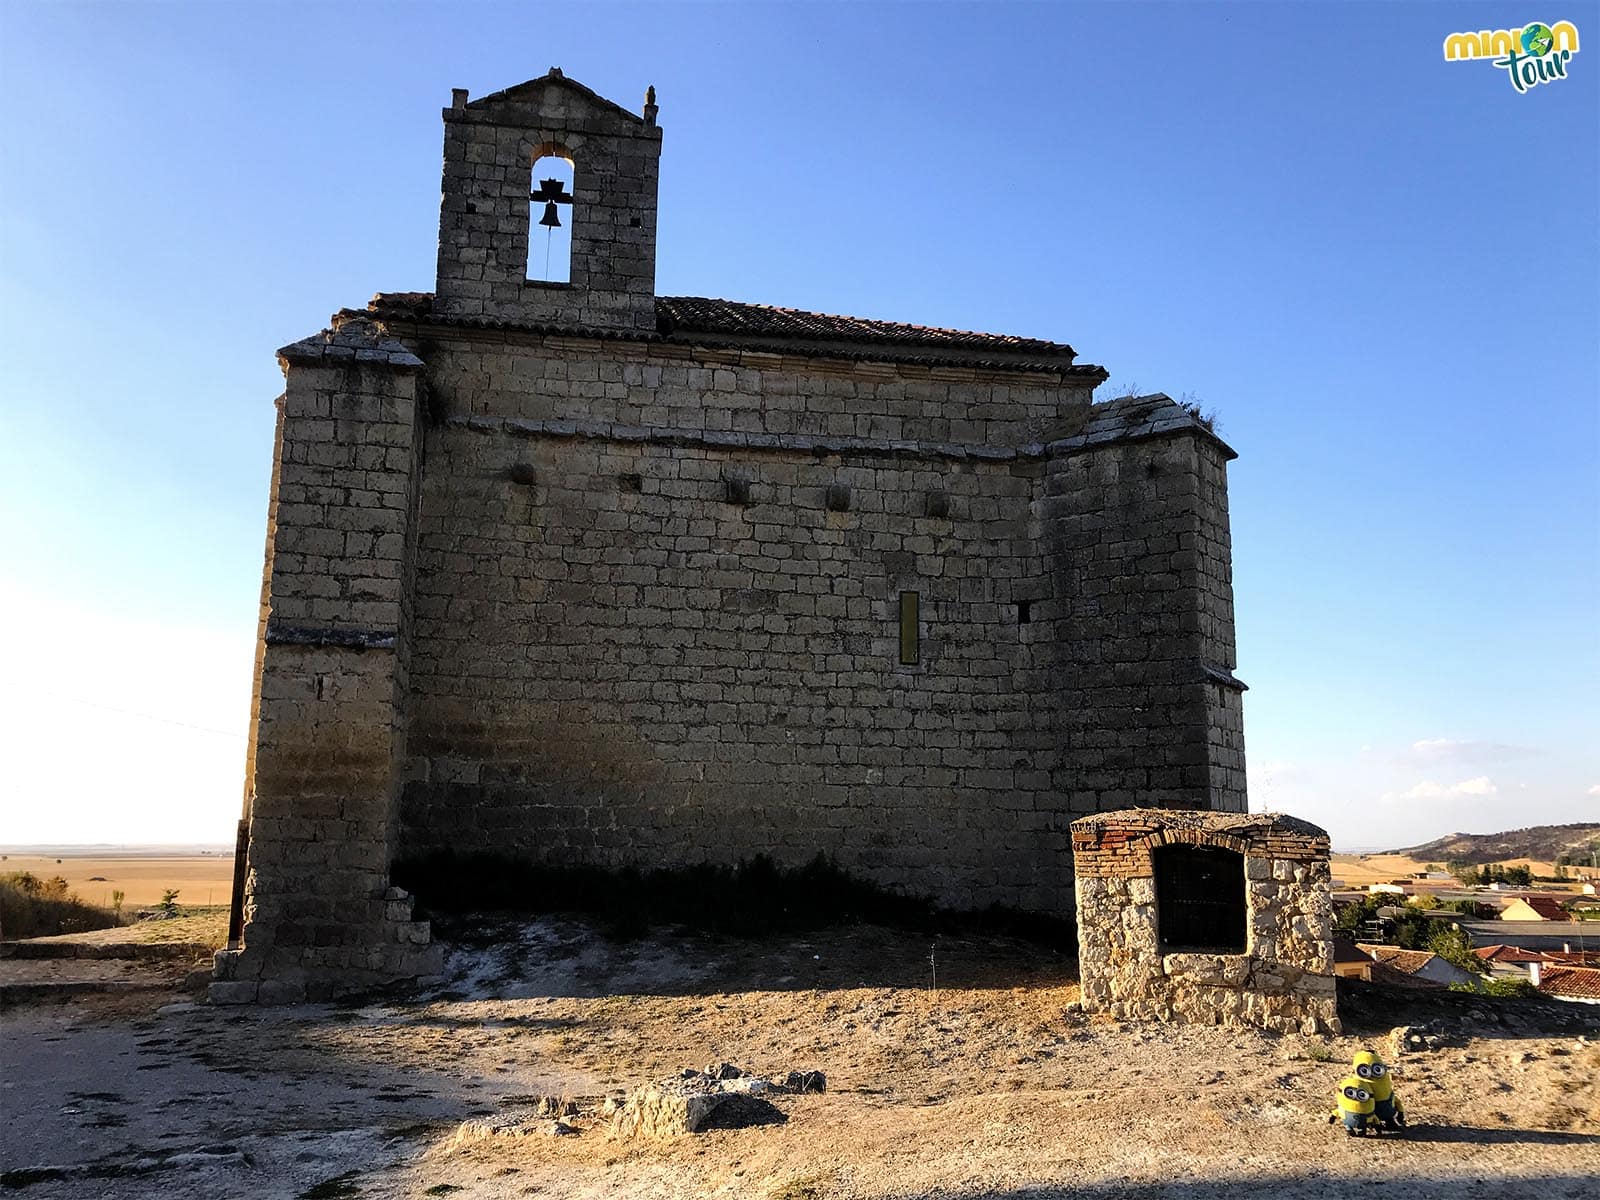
[182, 968, 214, 994]
[257, 980, 307, 1006]
[781, 1069, 826, 1094]
[440, 1113, 580, 1152]
[612, 1078, 786, 1137]
[706, 1062, 745, 1080]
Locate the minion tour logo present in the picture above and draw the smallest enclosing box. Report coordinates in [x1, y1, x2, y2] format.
[1443, 20, 1580, 92]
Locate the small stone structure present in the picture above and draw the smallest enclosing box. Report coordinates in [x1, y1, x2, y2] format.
[1072, 810, 1339, 1035]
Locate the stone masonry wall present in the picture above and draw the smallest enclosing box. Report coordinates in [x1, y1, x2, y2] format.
[1039, 423, 1247, 814]
[434, 75, 661, 332]
[228, 71, 1252, 1001]
[214, 325, 443, 1003]
[1073, 810, 1338, 1035]
[385, 327, 1243, 916]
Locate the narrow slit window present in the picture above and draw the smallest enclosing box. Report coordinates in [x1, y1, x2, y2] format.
[528, 153, 574, 283]
[898, 591, 919, 666]
[1017, 600, 1031, 625]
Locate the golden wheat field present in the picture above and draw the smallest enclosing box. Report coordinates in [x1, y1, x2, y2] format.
[0, 853, 236, 908]
[1329, 852, 1576, 889]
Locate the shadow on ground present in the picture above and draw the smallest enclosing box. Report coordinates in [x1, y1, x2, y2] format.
[1391, 1123, 1600, 1146]
[423, 916, 1077, 1000]
[965, 1177, 1596, 1200]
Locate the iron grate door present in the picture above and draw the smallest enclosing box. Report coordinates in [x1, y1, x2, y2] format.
[1155, 844, 1247, 952]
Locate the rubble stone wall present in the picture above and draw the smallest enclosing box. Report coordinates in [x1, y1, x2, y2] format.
[1072, 810, 1338, 1035]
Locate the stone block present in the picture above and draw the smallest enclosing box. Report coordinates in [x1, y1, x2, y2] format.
[207, 981, 260, 1005]
[257, 979, 308, 1005]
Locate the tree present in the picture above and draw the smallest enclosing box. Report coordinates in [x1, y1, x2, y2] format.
[1448, 861, 1479, 886]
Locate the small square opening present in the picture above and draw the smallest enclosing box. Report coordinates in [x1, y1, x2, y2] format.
[1155, 843, 1246, 953]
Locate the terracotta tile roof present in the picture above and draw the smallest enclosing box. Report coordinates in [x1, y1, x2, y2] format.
[363, 292, 1106, 378]
[654, 296, 1077, 357]
[1545, 950, 1600, 967]
[1358, 943, 1442, 977]
[1475, 944, 1552, 964]
[1506, 896, 1570, 920]
[1367, 961, 1441, 990]
[1536, 965, 1600, 1000]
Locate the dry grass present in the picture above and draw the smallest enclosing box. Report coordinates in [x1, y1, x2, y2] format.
[0, 855, 235, 909]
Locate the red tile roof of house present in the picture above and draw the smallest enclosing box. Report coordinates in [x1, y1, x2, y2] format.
[1475, 944, 1553, 964]
[1506, 896, 1569, 920]
[1545, 950, 1600, 967]
[1536, 966, 1600, 1000]
[1358, 943, 1442, 977]
[1367, 961, 1441, 989]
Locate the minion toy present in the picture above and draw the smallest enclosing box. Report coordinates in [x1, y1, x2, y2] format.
[1352, 1050, 1405, 1131]
[1332, 1075, 1377, 1136]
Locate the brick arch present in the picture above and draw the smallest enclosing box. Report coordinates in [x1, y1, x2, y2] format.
[1125, 825, 1251, 871]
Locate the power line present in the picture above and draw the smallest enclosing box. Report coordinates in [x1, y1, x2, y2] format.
[34, 690, 247, 740]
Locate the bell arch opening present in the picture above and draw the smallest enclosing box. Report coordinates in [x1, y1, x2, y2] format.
[528, 150, 574, 284]
[1154, 842, 1247, 953]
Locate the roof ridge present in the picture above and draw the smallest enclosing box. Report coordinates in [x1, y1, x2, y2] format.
[663, 294, 1070, 348]
[368, 291, 1109, 377]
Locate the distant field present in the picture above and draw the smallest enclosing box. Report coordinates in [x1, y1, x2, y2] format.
[0, 854, 236, 908]
[1330, 851, 1577, 890]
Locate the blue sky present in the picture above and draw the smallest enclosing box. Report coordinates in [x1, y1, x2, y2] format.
[1, 1, 1595, 850]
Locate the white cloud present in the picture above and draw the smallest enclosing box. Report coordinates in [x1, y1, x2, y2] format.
[1588, 784, 1600, 797]
[1389, 776, 1498, 802]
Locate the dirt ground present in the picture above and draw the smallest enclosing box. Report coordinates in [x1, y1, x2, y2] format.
[2, 918, 1597, 1199]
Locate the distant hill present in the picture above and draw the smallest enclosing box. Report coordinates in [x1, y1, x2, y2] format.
[1387, 823, 1600, 866]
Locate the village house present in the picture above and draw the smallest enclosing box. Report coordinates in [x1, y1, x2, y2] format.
[1357, 943, 1481, 990]
[1499, 895, 1569, 922]
[1528, 962, 1600, 1004]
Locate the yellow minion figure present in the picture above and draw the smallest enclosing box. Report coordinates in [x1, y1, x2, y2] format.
[1352, 1050, 1404, 1131]
[1332, 1075, 1377, 1136]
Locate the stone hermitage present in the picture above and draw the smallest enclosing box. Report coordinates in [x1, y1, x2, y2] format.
[214, 71, 1250, 1003]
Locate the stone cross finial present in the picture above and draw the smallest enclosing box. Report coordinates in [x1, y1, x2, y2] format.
[644, 84, 659, 126]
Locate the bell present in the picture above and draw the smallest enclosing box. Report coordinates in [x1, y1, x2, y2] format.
[539, 201, 562, 229]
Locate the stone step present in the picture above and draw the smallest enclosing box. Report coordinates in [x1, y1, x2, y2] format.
[0, 979, 176, 1007]
[0, 939, 213, 962]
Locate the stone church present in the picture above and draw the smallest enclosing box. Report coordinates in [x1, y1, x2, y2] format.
[213, 71, 1247, 1003]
